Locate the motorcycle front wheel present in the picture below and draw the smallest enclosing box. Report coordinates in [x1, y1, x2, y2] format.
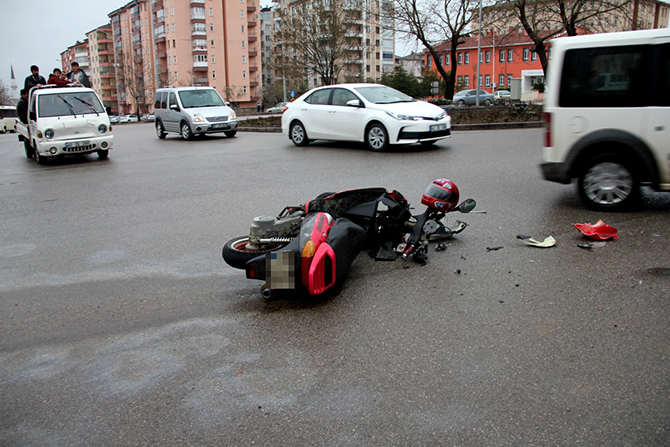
[222, 236, 288, 269]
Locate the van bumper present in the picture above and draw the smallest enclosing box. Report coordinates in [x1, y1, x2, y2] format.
[195, 121, 237, 134]
[541, 162, 572, 184]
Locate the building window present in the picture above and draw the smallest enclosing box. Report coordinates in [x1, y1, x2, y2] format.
[523, 48, 529, 61]
[174, 71, 178, 79]
[499, 49, 505, 63]
[243, 86, 247, 94]
[241, 40, 245, 48]
[240, 10, 244, 18]
[211, 55, 215, 63]
[508, 49, 513, 62]
[507, 74, 513, 87]
[212, 71, 216, 79]
[457, 53, 462, 65]
[485, 74, 491, 88]
[209, 8, 213, 16]
[464, 52, 469, 65]
[241, 25, 245, 33]
[499, 74, 505, 88]
[531, 51, 537, 61]
[243, 70, 246, 79]
[242, 55, 246, 63]
[173, 55, 177, 64]
[438, 55, 442, 65]
[464, 75, 469, 87]
[211, 39, 214, 46]
[209, 23, 214, 32]
[485, 50, 491, 63]
[427, 57, 431, 68]
[171, 7, 174, 16]
[444, 54, 450, 65]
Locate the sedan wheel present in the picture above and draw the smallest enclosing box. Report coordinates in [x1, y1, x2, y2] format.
[366, 123, 388, 152]
[290, 122, 310, 146]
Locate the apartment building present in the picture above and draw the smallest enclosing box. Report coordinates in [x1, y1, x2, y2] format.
[271, 0, 395, 91]
[60, 41, 90, 78]
[86, 24, 118, 114]
[109, 0, 262, 115]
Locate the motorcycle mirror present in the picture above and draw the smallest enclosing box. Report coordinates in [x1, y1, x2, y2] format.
[457, 199, 476, 213]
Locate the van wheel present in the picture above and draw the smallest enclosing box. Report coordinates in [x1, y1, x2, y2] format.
[224, 130, 237, 138]
[24, 139, 33, 158]
[181, 122, 193, 140]
[156, 121, 166, 139]
[578, 154, 639, 211]
[366, 122, 388, 152]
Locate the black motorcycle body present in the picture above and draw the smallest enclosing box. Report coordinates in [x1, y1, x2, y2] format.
[222, 188, 475, 298]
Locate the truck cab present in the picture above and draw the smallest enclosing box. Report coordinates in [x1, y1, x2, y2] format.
[17, 85, 113, 164]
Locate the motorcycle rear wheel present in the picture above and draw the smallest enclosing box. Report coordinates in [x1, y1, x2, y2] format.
[222, 236, 288, 269]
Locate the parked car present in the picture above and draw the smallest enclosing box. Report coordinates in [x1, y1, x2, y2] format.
[494, 90, 511, 102]
[281, 83, 451, 152]
[109, 115, 120, 124]
[267, 102, 288, 113]
[140, 114, 155, 122]
[452, 89, 494, 106]
[154, 86, 237, 139]
[119, 115, 130, 123]
[127, 115, 139, 122]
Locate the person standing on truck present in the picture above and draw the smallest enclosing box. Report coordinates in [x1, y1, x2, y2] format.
[16, 89, 29, 124]
[67, 62, 90, 87]
[48, 68, 69, 87]
[24, 65, 47, 90]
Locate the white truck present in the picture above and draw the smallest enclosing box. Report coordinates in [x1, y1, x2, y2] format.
[17, 85, 113, 164]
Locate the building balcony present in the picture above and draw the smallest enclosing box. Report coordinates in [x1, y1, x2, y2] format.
[249, 65, 258, 72]
[191, 12, 206, 21]
[191, 0, 205, 4]
[157, 52, 167, 59]
[192, 28, 206, 36]
[193, 61, 208, 70]
[152, 0, 164, 12]
[194, 77, 209, 85]
[101, 84, 117, 90]
[247, 0, 257, 12]
[193, 44, 208, 52]
[248, 32, 257, 42]
[249, 81, 258, 87]
[248, 19, 257, 28]
[248, 50, 258, 57]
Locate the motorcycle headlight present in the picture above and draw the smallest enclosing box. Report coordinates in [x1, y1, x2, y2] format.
[45, 129, 55, 139]
[386, 111, 418, 121]
[98, 124, 107, 134]
[193, 113, 205, 123]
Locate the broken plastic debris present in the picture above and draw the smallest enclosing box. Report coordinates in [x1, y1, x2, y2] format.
[573, 220, 618, 240]
[516, 235, 556, 248]
[486, 246, 503, 251]
[577, 241, 606, 249]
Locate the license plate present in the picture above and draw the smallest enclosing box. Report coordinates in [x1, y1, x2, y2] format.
[266, 251, 295, 289]
[65, 140, 90, 148]
[211, 123, 226, 129]
[430, 124, 447, 132]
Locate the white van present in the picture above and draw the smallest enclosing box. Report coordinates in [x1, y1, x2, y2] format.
[0, 105, 18, 133]
[541, 28, 670, 211]
[154, 86, 237, 140]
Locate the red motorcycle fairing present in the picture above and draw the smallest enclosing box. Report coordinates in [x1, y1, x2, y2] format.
[299, 212, 334, 289]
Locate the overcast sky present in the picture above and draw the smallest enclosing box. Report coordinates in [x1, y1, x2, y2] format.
[0, 0, 273, 94]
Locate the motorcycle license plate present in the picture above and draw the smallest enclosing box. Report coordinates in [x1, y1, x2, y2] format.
[430, 124, 447, 132]
[65, 140, 91, 148]
[266, 251, 296, 289]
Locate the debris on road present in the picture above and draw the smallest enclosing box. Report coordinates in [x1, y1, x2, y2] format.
[573, 220, 618, 240]
[577, 241, 607, 249]
[516, 235, 556, 248]
[486, 246, 503, 251]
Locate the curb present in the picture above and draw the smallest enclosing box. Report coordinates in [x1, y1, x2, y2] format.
[237, 121, 543, 133]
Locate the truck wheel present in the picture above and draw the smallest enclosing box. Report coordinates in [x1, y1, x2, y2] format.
[578, 154, 639, 211]
[98, 150, 109, 160]
[34, 148, 46, 165]
[24, 139, 33, 159]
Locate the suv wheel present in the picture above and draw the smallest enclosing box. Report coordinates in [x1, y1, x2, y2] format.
[181, 122, 193, 140]
[578, 154, 639, 211]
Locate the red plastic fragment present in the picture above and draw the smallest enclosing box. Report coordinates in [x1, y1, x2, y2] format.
[573, 220, 618, 240]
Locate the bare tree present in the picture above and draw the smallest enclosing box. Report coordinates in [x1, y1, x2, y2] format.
[388, 0, 485, 100]
[0, 80, 13, 105]
[274, 0, 364, 86]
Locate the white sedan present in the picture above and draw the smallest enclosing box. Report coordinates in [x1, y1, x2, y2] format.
[281, 84, 451, 151]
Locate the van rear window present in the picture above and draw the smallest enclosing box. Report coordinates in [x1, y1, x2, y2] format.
[559, 45, 650, 108]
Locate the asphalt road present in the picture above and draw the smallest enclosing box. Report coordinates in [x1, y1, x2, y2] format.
[0, 124, 668, 446]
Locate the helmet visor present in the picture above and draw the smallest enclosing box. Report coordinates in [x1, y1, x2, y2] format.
[424, 184, 456, 202]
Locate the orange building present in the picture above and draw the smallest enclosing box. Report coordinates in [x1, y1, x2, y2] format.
[87, 24, 118, 114]
[425, 32, 549, 101]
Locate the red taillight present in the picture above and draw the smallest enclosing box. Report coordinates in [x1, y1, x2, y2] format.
[543, 112, 552, 148]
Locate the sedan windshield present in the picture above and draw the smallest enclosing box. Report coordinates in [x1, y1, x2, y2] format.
[178, 90, 225, 108]
[354, 86, 415, 104]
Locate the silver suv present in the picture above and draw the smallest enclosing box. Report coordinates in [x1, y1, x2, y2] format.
[154, 86, 237, 140]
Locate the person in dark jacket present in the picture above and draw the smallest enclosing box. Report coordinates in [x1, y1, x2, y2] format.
[24, 65, 47, 90]
[67, 62, 90, 87]
[48, 68, 69, 87]
[16, 89, 29, 124]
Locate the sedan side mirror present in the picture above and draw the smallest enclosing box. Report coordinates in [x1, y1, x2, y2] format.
[346, 99, 364, 108]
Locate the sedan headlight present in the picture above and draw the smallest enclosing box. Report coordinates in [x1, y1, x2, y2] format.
[98, 124, 108, 134]
[193, 113, 205, 123]
[45, 129, 55, 139]
[386, 111, 419, 121]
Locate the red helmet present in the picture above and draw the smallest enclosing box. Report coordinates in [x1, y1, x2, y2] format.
[421, 179, 460, 211]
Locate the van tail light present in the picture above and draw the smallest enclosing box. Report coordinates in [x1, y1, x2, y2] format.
[544, 112, 552, 147]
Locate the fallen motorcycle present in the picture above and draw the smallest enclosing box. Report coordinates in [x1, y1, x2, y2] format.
[222, 179, 476, 298]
